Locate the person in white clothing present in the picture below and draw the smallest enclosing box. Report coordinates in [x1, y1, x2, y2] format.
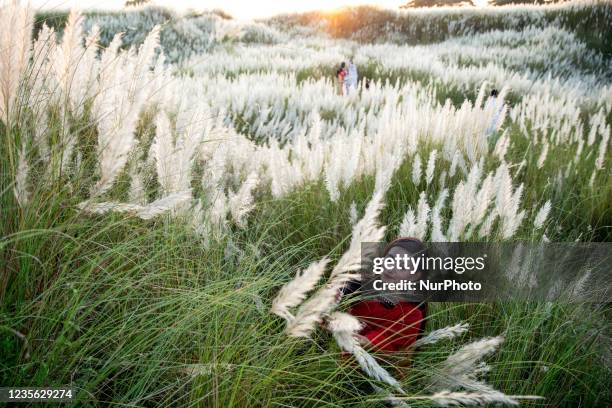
[485, 88, 505, 137]
[345, 61, 358, 95]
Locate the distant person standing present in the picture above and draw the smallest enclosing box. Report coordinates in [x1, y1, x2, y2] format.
[346, 60, 358, 95]
[336, 62, 347, 96]
[485, 88, 505, 137]
[486, 88, 499, 107]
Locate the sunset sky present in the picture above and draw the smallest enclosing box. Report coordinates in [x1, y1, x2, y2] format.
[29, 0, 409, 19]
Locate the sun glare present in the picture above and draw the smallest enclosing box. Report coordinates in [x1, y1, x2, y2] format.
[472, 0, 492, 7]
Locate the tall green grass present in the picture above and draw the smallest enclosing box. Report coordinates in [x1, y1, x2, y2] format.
[1, 131, 610, 405]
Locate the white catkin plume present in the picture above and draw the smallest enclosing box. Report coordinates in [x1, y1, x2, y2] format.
[327, 311, 363, 334]
[564, 162, 572, 179]
[331, 190, 387, 279]
[53, 9, 83, 104]
[271, 257, 330, 323]
[180, 363, 236, 378]
[375, 140, 404, 194]
[425, 149, 438, 186]
[329, 313, 404, 394]
[0, 0, 33, 125]
[448, 151, 460, 178]
[324, 162, 341, 202]
[447, 181, 468, 241]
[494, 162, 525, 239]
[353, 344, 404, 393]
[493, 130, 510, 161]
[434, 336, 504, 391]
[14, 143, 29, 207]
[412, 323, 469, 348]
[52, 10, 83, 174]
[446, 159, 484, 240]
[159, 106, 207, 194]
[412, 153, 422, 185]
[78, 190, 192, 220]
[208, 190, 229, 229]
[287, 191, 386, 338]
[414, 191, 430, 239]
[537, 142, 549, 169]
[475, 82, 487, 108]
[78, 201, 141, 215]
[188, 199, 207, 238]
[478, 211, 497, 238]
[594, 128, 609, 170]
[152, 111, 174, 194]
[533, 201, 551, 230]
[371, 385, 410, 408]
[286, 283, 341, 338]
[138, 190, 192, 219]
[570, 269, 591, 300]
[574, 137, 585, 164]
[504, 244, 525, 283]
[589, 170, 596, 188]
[439, 170, 447, 190]
[431, 189, 448, 242]
[29, 23, 54, 162]
[349, 201, 358, 226]
[399, 191, 430, 240]
[431, 209, 446, 242]
[128, 166, 147, 205]
[92, 26, 161, 196]
[515, 159, 526, 177]
[229, 172, 259, 228]
[471, 173, 494, 229]
[399, 208, 416, 238]
[425, 390, 520, 406]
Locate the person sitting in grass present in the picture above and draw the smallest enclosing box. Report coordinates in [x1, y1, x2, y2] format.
[342, 238, 428, 353]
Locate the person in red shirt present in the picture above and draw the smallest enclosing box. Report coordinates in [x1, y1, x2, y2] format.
[343, 238, 428, 353]
[336, 62, 347, 96]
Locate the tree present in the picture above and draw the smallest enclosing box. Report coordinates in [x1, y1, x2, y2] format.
[125, 0, 151, 7]
[401, 0, 559, 7]
[401, 0, 475, 7]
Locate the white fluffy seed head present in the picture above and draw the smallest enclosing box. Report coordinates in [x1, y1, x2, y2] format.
[14, 143, 29, 208]
[413, 323, 469, 348]
[229, 172, 259, 228]
[412, 153, 422, 185]
[435, 336, 505, 391]
[425, 149, 438, 186]
[426, 390, 520, 407]
[533, 200, 551, 230]
[327, 311, 363, 334]
[271, 257, 330, 323]
[0, 1, 33, 125]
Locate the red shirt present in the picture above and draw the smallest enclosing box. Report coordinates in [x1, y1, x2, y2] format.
[350, 300, 425, 352]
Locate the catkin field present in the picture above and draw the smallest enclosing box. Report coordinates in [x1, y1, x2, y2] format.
[1, 0, 611, 406]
